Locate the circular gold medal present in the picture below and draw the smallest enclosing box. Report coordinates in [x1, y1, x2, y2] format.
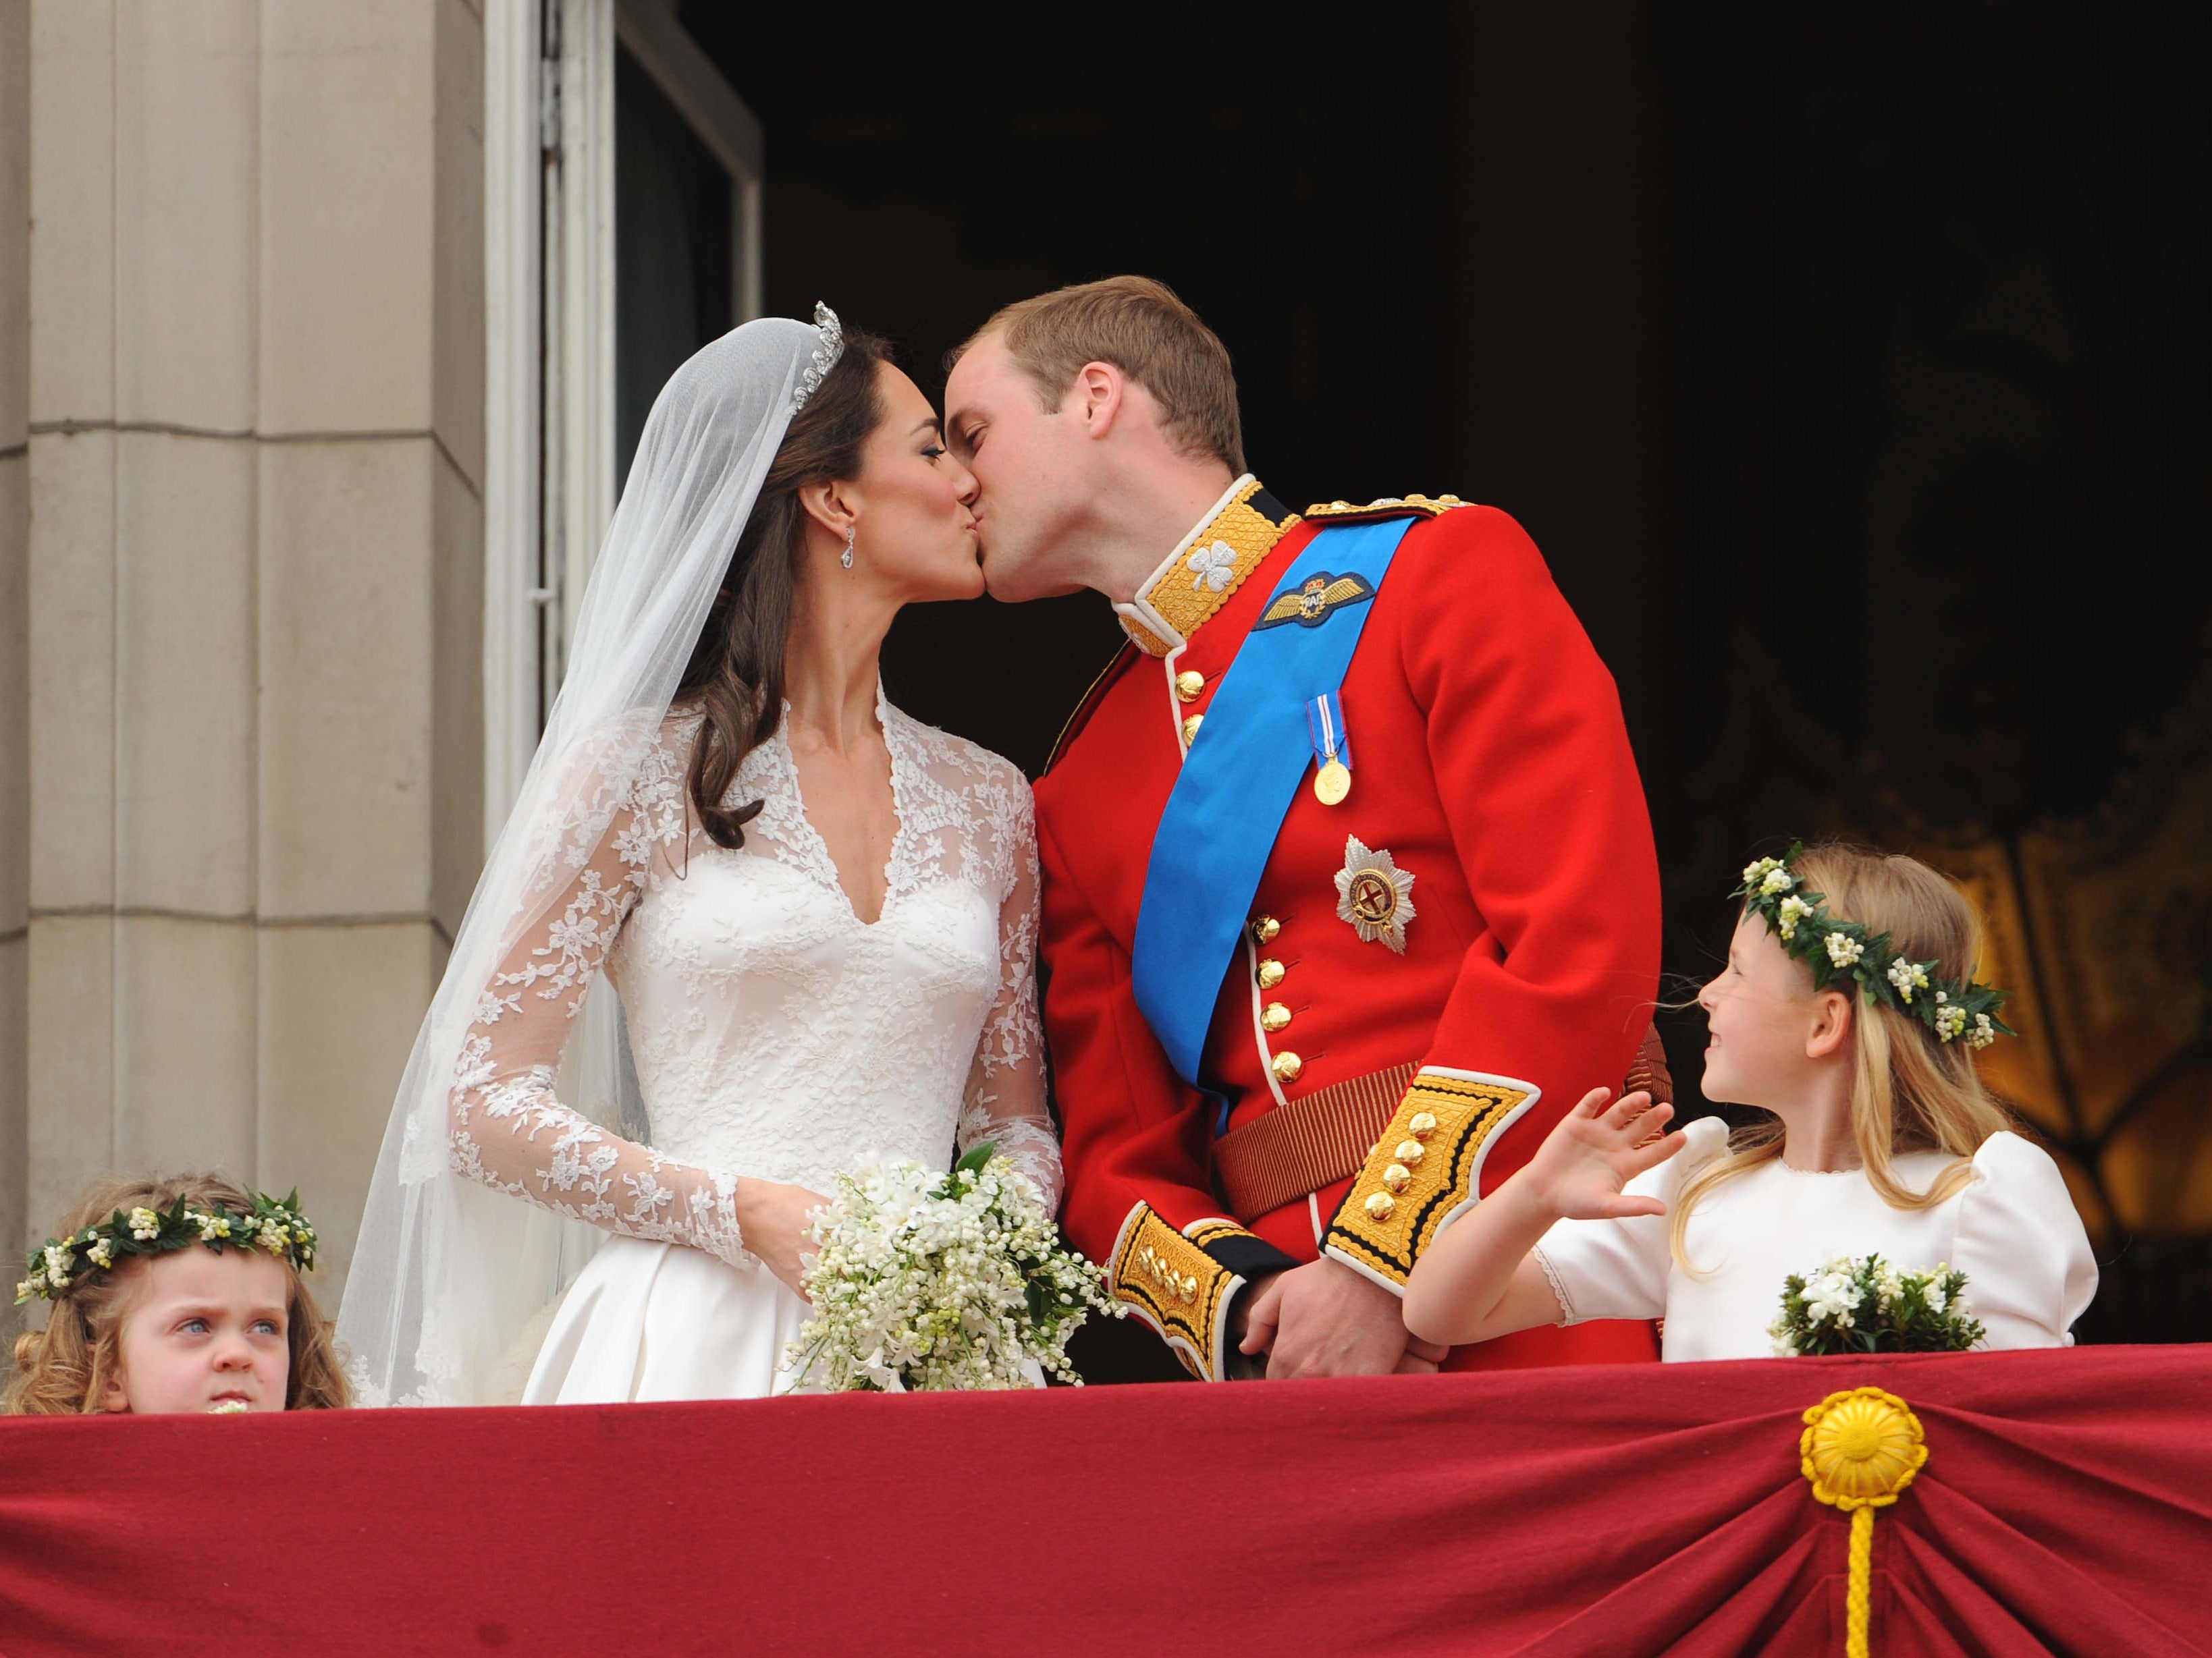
[1314, 758, 1351, 806]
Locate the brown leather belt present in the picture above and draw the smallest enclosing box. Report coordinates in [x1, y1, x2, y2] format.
[1212, 1062, 1417, 1223]
[1208, 1026, 1672, 1225]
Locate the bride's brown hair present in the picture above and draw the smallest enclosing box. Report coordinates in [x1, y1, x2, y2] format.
[5, 1171, 352, 1415]
[674, 328, 892, 850]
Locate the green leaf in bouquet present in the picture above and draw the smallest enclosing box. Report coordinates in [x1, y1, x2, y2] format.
[954, 1142, 996, 1178]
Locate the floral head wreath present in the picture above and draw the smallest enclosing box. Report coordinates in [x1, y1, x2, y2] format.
[16, 1189, 319, 1306]
[1731, 844, 2014, 1050]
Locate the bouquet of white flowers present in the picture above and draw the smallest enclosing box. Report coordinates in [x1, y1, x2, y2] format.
[1769, 1252, 1985, 1356]
[784, 1144, 1121, 1392]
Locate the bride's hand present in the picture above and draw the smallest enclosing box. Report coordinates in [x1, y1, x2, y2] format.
[734, 1178, 833, 1298]
[1517, 1088, 1681, 1223]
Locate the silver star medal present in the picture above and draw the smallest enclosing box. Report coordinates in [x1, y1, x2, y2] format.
[1335, 835, 1416, 954]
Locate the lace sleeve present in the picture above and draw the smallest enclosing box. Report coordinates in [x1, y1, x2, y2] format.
[954, 770, 1062, 1212]
[447, 729, 749, 1265]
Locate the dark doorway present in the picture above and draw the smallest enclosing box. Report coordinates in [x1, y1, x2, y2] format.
[662, 4, 2212, 1357]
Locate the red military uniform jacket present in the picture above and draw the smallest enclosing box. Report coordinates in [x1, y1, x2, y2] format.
[1036, 477, 1663, 1380]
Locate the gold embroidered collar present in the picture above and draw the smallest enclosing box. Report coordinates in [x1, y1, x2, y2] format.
[1113, 476, 1301, 657]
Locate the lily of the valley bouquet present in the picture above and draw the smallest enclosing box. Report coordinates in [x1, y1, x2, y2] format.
[1769, 1252, 1985, 1356]
[785, 1144, 1120, 1392]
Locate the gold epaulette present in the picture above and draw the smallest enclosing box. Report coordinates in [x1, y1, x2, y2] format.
[1108, 1205, 1247, 1381]
[1300, 493, 1469, 525]
[1320, 1068, 1539, 1293]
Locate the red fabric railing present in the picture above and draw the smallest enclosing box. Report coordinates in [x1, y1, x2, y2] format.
[3, 1345, 2207, 1656]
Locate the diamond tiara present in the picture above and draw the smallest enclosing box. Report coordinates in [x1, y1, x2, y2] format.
[797, 301, 844, 409]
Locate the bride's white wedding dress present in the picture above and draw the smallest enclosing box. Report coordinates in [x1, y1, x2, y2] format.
[447, 687, 1060, 1403]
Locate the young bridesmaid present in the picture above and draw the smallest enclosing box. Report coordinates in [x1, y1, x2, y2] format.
[1403, 843, 2097, 1360]
[7, 1173, 350, 1414]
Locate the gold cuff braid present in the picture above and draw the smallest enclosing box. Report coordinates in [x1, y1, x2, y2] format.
[1108, 1205, 1245, 1381]
[1320, 1070, 1536, 1291]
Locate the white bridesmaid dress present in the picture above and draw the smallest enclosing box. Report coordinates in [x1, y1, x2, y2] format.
[1531, 1115, 2098, 1362]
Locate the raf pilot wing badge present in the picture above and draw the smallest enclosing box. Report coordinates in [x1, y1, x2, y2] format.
[1254, 571, 1375, 631]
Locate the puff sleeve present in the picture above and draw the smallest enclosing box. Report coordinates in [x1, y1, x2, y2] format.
[1951, 1131, 2099, 1349]
[1528, 1117, 1730, 1324]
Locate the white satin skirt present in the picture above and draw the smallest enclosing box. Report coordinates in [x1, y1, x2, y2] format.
[520, 1238, 811, 1404]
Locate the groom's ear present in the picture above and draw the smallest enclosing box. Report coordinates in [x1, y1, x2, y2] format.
[1071, 360, 1125, 438]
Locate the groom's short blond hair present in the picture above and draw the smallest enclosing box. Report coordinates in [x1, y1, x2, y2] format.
[954, 276, 1245, 474]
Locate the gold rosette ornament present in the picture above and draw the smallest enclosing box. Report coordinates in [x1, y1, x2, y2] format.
[1800, 1387, 1929, 1658]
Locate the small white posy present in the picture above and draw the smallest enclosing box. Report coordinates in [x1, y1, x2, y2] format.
[1185, 538, 1239, 593]
[1775, 1252, 1982, 1355]
[1742, 856, 1784, 887]
[1885, 958, 1931, 1003]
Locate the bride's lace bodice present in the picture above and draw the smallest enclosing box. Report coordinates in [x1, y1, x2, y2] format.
[447, 689, 1058, 1268]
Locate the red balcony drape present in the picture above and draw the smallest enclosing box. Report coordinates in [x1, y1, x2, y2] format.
[3, 1344, 2207, 1655]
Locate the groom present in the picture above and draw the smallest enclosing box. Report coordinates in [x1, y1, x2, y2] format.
[945, 277, 1667, 1380]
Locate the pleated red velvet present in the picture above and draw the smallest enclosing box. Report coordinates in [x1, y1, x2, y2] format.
[2, 1345, 2206, 1656]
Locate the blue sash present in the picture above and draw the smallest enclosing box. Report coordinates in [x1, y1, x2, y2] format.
[1131, 517, 1417, 1090]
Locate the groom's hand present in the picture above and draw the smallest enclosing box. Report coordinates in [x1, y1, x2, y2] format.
[1245, 1258, 1445, 1379]
[1231, 1271, 1287, 1374]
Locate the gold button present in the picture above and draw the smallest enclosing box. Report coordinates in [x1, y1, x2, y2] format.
[1256, 958, 1286, 991]
[1438, 493, 1462, 505]
[1249, 914, 1281, 945]
[1409, 1111, 1438, 1140]
[1364, 1192, 1396, 1221]
[1382, 1163, 1412, 1194]
[1271, 1051, 1303, 1083]
[1406, 492, 1429, 503]
[1175, 669, 1206, 702]
[1395, 1140, 1425, 1167]
[1260, 1001, 1292, 1034]
[1181, 714, 1204, 744]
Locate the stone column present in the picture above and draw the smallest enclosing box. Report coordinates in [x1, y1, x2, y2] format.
[18, 0, 483, 1310]
[1, 0, 30, 1304]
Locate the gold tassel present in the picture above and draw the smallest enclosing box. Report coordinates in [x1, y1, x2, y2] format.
[1800, 1387, 1929, 1658]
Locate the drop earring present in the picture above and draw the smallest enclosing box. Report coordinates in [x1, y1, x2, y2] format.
[840, 524, 855, 570]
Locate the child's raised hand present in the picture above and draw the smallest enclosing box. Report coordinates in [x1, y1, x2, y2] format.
[1519, 1088, 1681, 1222]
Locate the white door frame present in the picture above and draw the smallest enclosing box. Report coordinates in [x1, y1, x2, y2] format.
[482, 0, 763, 837]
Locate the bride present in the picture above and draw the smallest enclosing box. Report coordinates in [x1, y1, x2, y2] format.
[339, 307, 1061, 1405]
